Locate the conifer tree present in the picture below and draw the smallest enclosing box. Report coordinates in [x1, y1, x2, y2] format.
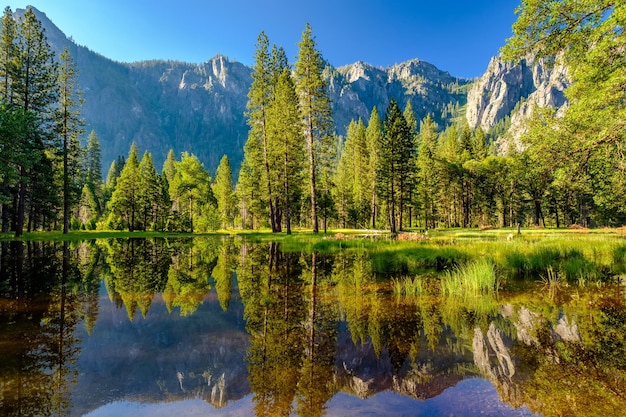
[238, 137, 265, 229]
[333, 127, 354, 228]
[246, 31, 281, 232]
[78, 130, 103, 220]
[162, 148, 177, 183]
[295, 23, 334, 233]
[86, 130, 102, 186]
[416, 115, 439, 229]
[378, 99, 413, 234]
[11, 7, 58, 236]
[333, 119, 369, 228]
[213, 154, 236, 229]
[56, 47, 84, 233]
[365, 107, 382, 229]
[403, 101, 418, 227]
[0, 6, 17, 101]
[109, 143, 140, 231]
[137, 151, 160, 230]
[266, 68, 304, 234]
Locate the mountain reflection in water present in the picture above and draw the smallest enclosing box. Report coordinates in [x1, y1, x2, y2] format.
[1, 237, 625, 416]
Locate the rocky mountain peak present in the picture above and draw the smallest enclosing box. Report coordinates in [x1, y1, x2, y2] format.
[466, 54, 569, 134]
[342, 61, 380, 83]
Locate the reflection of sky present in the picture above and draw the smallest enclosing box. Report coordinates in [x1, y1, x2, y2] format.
[84, 379, 537, 417]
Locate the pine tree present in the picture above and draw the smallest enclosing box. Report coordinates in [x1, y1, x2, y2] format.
[266, 68, 304, 234]
[137, 151, 160, 231]
[10, 7, 58, 236]
[403, 101, 419, 227]
[56, 47, 84, 233]
[162, 148, 177, 183]
[416, 115, 439, 229]
[108, 143, 140, 231]
[378, 99, 413, 234]
[0, 6, 17, 101]
[365, 107, 382, 229]
[213, 154, 236, 229]
[295, 23, 334, 233]
[246, 31, 281, 232]
[0, 103, 30, 232]
[238, 136, 265, 229]
[333, 127, 354, 228]
[333, 119, 369, 228]
[86, 130, 102, 186]
[12, 7, 58, 115]
[155, 173, 171, 231]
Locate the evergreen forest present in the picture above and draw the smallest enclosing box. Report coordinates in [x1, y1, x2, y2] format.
[1, 1, 625, 238]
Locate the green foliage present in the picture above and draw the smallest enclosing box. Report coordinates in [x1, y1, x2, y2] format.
[213, 154, 236, 229]
[108, 143, 140, 231]
[169, 152, 217, 232]
[502, 0, 626, 225]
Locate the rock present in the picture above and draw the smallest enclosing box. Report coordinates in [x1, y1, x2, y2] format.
[466, 54, 569, 153]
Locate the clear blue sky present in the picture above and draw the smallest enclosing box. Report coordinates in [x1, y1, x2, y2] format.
[7, 1, 520, 78]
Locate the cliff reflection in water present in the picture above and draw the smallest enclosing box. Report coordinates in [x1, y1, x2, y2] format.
[0, 237, 625, 416]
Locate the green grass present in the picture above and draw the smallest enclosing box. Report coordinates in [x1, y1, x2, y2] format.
[392, 276, 425, 297]
[441, 258, 498, 297]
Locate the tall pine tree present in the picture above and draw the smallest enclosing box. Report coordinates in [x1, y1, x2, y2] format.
[295, 23, 334, 233]
[56, 47, 84, 234]
[378, 99, 413, 234]
[266, 68, 304, 234]
[213, 154, 236, 229]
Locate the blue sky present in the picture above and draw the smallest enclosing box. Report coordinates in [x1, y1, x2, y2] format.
[7, 1, 520, 78]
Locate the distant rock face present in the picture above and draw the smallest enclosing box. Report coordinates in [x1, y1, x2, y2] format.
[466, 55, 569, 137]
[329, 59, 469, 133]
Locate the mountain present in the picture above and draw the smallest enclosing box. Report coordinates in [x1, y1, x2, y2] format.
[465, 54, 569, 151]
[19, 7, 469, 175]
[328, 60, 470, 132]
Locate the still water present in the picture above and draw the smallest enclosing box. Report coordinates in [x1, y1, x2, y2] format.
[0, 238, 624, 416]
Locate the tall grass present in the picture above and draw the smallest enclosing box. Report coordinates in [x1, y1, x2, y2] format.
[501, 238, 616, 283]
[392, 276, 425, 297]
[441, 258, 498, 297]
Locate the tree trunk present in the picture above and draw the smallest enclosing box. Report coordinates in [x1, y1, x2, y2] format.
[371, 194, 377, 229]
[63, 130, 69, 234]
[284, 155, 291, 235]
[389, 182, 396, 234]
[2, 204, 9, 233]
[307, 122, 319, 233]
[15, 167, 27, 237]
[534, 199, 542, 226]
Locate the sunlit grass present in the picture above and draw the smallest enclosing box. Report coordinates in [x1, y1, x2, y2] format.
[441, 258, 498, 297]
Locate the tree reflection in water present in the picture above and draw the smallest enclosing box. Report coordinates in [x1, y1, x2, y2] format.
[0, 241, 96, 417]
[0, 237, 625, 417]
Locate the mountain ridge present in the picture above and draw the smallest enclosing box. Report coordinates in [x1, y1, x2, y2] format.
[15, 6, 470, 174]
[18, 6, 556, 175]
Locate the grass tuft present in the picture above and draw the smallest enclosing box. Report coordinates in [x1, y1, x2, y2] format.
[441, 258, 498, 297]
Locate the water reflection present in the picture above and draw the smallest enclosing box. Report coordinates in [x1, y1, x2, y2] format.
[0, 237, 625, 416]
[0, 241, 92, 417]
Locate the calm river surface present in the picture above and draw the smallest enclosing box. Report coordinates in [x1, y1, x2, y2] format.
[1, 237, 625, 416]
